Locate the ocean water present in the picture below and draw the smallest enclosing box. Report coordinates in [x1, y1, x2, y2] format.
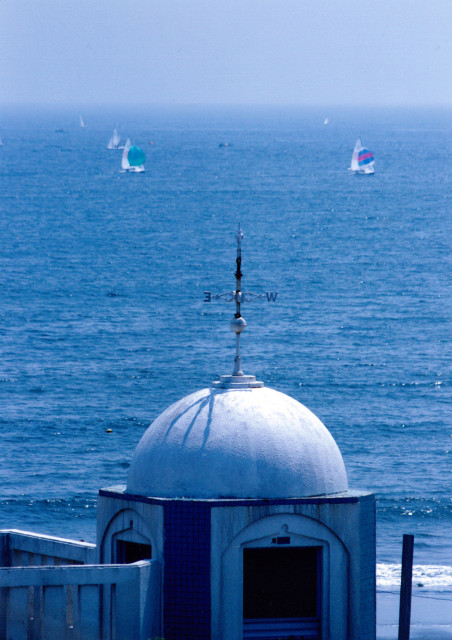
[0, 106, 451, 602]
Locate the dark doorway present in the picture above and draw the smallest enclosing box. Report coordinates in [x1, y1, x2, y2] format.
[116, 540, 152, 564]
[243, 547, 320, 619]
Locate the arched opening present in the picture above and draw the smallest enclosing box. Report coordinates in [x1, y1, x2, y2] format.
[114, 535, 152, 564]
[220, 513, 349, 640]
[100, 509, 154, 564]
[243, 545, 321, 639]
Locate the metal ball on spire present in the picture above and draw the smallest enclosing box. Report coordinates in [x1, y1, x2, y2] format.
[230, 316, 247, 334]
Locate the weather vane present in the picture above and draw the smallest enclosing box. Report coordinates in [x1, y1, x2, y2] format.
[205, 224, 277, 385]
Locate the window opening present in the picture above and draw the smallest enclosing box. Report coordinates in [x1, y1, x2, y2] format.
[116, 540, 152, 564]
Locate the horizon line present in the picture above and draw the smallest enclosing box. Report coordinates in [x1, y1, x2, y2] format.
[1, 101, 452, 111]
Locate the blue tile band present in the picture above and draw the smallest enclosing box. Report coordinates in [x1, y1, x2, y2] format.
[163, 501, 211, 640]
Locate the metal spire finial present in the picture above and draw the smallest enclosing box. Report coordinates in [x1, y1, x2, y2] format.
[204, 226, 278, 389]
[231, 223, 246, 376]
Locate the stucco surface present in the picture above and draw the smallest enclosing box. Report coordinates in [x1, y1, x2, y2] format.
[127, 386, 348, 499]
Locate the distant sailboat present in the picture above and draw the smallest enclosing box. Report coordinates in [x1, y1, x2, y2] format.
[121, 139, 145, 173]
[0, 137, 2, 146]
[323, 117, 329, 125]
[79, 115, 86, 128]
[349, 138, 375, 174]
[107, 128, 121, 149]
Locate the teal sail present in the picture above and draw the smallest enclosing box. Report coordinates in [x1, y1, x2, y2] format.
[128, 146, 145, 167]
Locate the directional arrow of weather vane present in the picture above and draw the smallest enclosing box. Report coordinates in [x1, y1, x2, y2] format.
[204, 225, 277, 377]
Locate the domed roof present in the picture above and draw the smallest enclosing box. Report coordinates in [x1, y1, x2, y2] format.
[127, 385, 348, 499]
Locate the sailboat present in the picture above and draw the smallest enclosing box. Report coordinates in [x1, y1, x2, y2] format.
[107, 128, 121, 149]
[121, 139, 145, 173]
[79, 115, 86, 128]
[349, 138, 375, 174]
[323, 117, 329, 125]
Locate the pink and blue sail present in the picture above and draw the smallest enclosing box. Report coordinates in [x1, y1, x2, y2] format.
[358, 148, 374, 168]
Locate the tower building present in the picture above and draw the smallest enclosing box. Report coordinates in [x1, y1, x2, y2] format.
[0, 228, 376, 640]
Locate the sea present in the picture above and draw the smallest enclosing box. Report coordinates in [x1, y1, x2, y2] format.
[0, 105, 451, 636]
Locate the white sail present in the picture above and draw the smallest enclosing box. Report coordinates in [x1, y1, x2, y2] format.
[79, 115, 86, 128]
[350, 138, 361, 172]
[108, 128, 121, 149]
[323, 117, 329, 125]
[121, 139, 132, 171]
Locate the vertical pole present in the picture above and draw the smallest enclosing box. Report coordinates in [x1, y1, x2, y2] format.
[233, 332, 243, 376]
[232, 225, 244, 376]
[398, 534, 414, 640]
[235, 225, 243, 319]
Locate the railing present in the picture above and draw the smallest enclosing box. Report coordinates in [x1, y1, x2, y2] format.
[0, 559, 160, 640]
[0, 529, 97, 568]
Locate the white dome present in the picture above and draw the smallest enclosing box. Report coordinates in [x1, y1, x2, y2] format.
[127, 385, 348, 499]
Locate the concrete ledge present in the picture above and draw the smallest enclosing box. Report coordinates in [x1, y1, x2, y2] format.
[99, 485, 373, 507]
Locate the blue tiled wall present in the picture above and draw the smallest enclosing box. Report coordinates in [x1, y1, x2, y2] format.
[163, 501, 211, 640]
[359, 493, 377, 639]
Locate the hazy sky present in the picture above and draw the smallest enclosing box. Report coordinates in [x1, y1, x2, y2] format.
[1, 0, 451, 106]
